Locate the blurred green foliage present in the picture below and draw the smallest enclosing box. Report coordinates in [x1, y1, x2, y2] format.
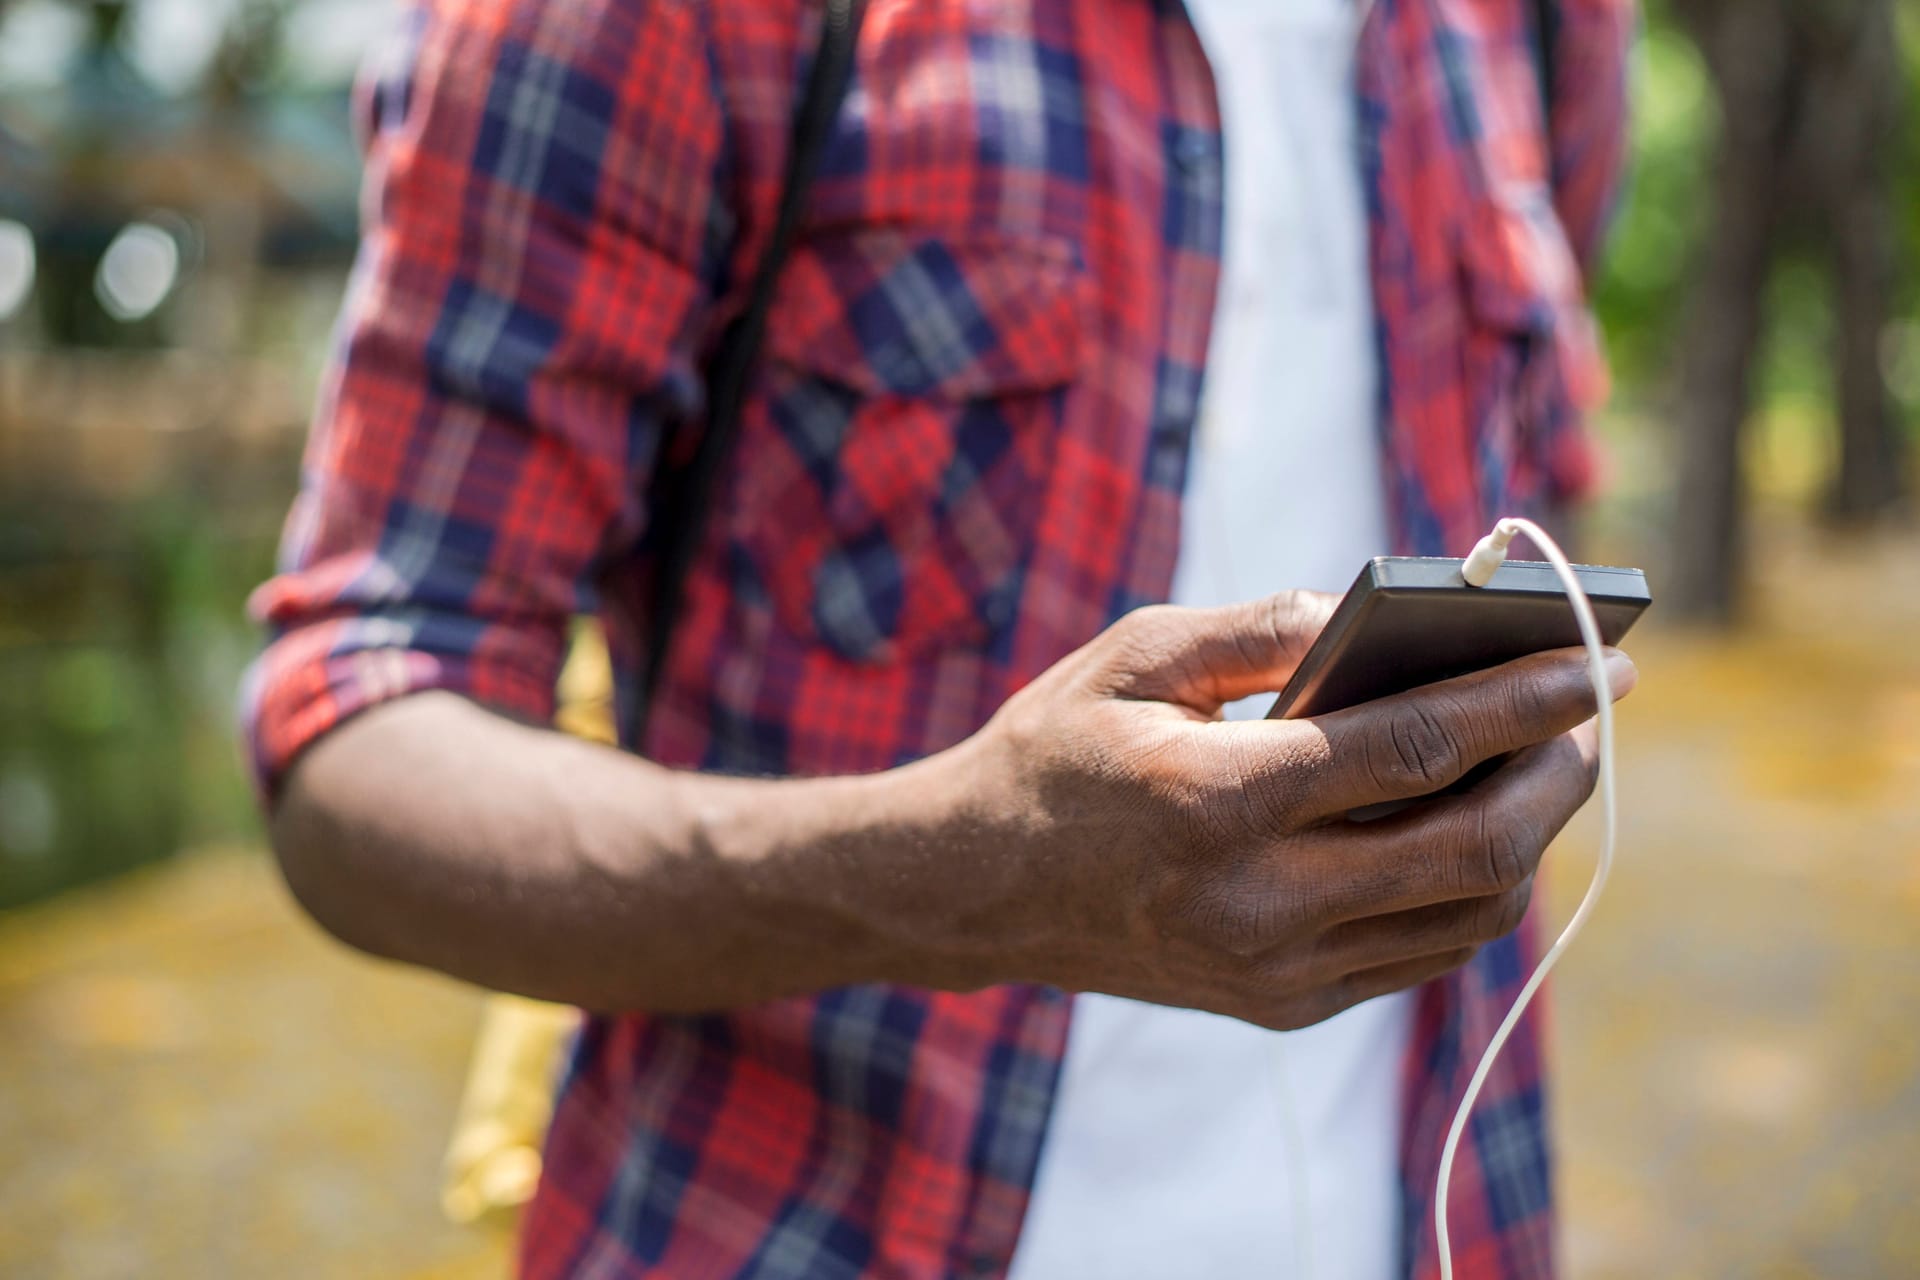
[0, 492, 285, 909]
[1593, 11, 1718, 390]
[1594, 1, 1920, 478]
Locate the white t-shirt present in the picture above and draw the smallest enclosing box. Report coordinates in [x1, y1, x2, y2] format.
[1007, 1, 1411, 1276]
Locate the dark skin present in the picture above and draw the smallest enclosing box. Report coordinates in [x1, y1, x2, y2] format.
[272, 589, 1634, 1030]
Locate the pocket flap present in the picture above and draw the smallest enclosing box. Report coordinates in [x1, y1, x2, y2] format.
[765, 229, 1090, 399]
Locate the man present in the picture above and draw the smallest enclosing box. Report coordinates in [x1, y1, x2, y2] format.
[246, 0, 1634, 1276]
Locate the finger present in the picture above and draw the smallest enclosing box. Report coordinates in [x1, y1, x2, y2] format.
[1310, 729, 1598, 920]
[1096, 592, 1340, 714]
[1317, 879, 1535, 975]
[1257, 947, 1477, 1031]
[1334, 948, 1480, 1013]
[1292, 645, 1633, 817]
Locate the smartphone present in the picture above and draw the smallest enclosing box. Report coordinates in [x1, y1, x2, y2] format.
[1265, 556, 1652, 721]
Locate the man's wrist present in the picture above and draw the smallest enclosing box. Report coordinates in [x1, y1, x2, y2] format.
[679, 738, 1042, 996]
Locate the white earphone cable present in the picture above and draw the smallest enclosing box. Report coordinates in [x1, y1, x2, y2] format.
[1436, 516, 1619, 1280]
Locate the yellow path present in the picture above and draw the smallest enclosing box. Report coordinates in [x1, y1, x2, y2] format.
[1551, 525, 1920, 1277]
[0, 851, 509, 1280]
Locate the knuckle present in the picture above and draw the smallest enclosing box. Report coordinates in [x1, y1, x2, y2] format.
[1180, 762, 1258, 850]
[1168, 871, 1280, 960]
[1245, 1000, 1318, 1033]
[1099, 605, 1194, 695]
[1116, 604, 1182, 654]
[1273, 981, 1350, 1032]
[1227, 606, 1276, 680]
[1472, 884, 1533, 943]
[1488, 815, 1533, 893]
[1504, 666, 1560, 736]
[1262, 591, 1316, 652]
[1469, 802, 1540, 893]
[1228, 733, 1318, 829]
[1256, 932, 1341, 990]
[1239, 956, 1314, 1028]
[1210, 897, 1273, 958]
[1236, 765, 1293, 829]
[1381, 701, 1462, 792]
[1213, 890, 1290, 959]
[1502, 881, 1535, 934]
[994, 690, 1051, 762]
[1466, 896, 1505, 943]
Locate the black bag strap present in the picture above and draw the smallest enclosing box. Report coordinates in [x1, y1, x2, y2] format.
[1530, 0, 1558, 132]
[638, 0, 866, 723]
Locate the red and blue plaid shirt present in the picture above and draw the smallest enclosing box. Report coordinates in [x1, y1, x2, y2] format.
[246, 0, 1632, 1274]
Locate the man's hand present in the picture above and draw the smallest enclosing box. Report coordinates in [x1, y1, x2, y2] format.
[938, 593, 1634, 1029]
[273, 591, 1630, 1023]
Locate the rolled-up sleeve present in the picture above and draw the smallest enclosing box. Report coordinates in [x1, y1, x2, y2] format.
[243, 0, 725, 796]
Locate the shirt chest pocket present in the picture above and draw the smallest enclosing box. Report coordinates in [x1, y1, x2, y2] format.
[734, 228, 1091, 664]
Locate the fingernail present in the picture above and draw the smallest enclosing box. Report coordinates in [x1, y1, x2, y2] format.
[1603, 651, 1638, 699]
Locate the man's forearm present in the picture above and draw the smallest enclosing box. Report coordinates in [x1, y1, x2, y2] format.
[269, 692, 1026, 1011]
[264, 602, 1626, 1032]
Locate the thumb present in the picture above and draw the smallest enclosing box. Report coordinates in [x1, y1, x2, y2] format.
[1096, 591, 1338, 713]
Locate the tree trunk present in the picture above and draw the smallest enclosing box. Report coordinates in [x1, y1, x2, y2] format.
[1667, 1, 1793, 622]
[1798, 0, 1908, 522]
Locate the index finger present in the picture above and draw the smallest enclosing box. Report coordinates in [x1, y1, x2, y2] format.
[1296, 646, 1635, 819]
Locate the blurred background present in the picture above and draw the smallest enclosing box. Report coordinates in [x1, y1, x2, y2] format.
[0, 1, 1915, 1277]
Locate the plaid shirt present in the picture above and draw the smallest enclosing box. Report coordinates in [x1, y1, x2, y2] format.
[246, 0, 1631, 1275]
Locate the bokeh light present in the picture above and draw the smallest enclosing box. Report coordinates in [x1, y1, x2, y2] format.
[0, 220, 36, 320]
[93, 221, 182, 323]
[0, 0, 87, 89]
[0, 770, 57, 863]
